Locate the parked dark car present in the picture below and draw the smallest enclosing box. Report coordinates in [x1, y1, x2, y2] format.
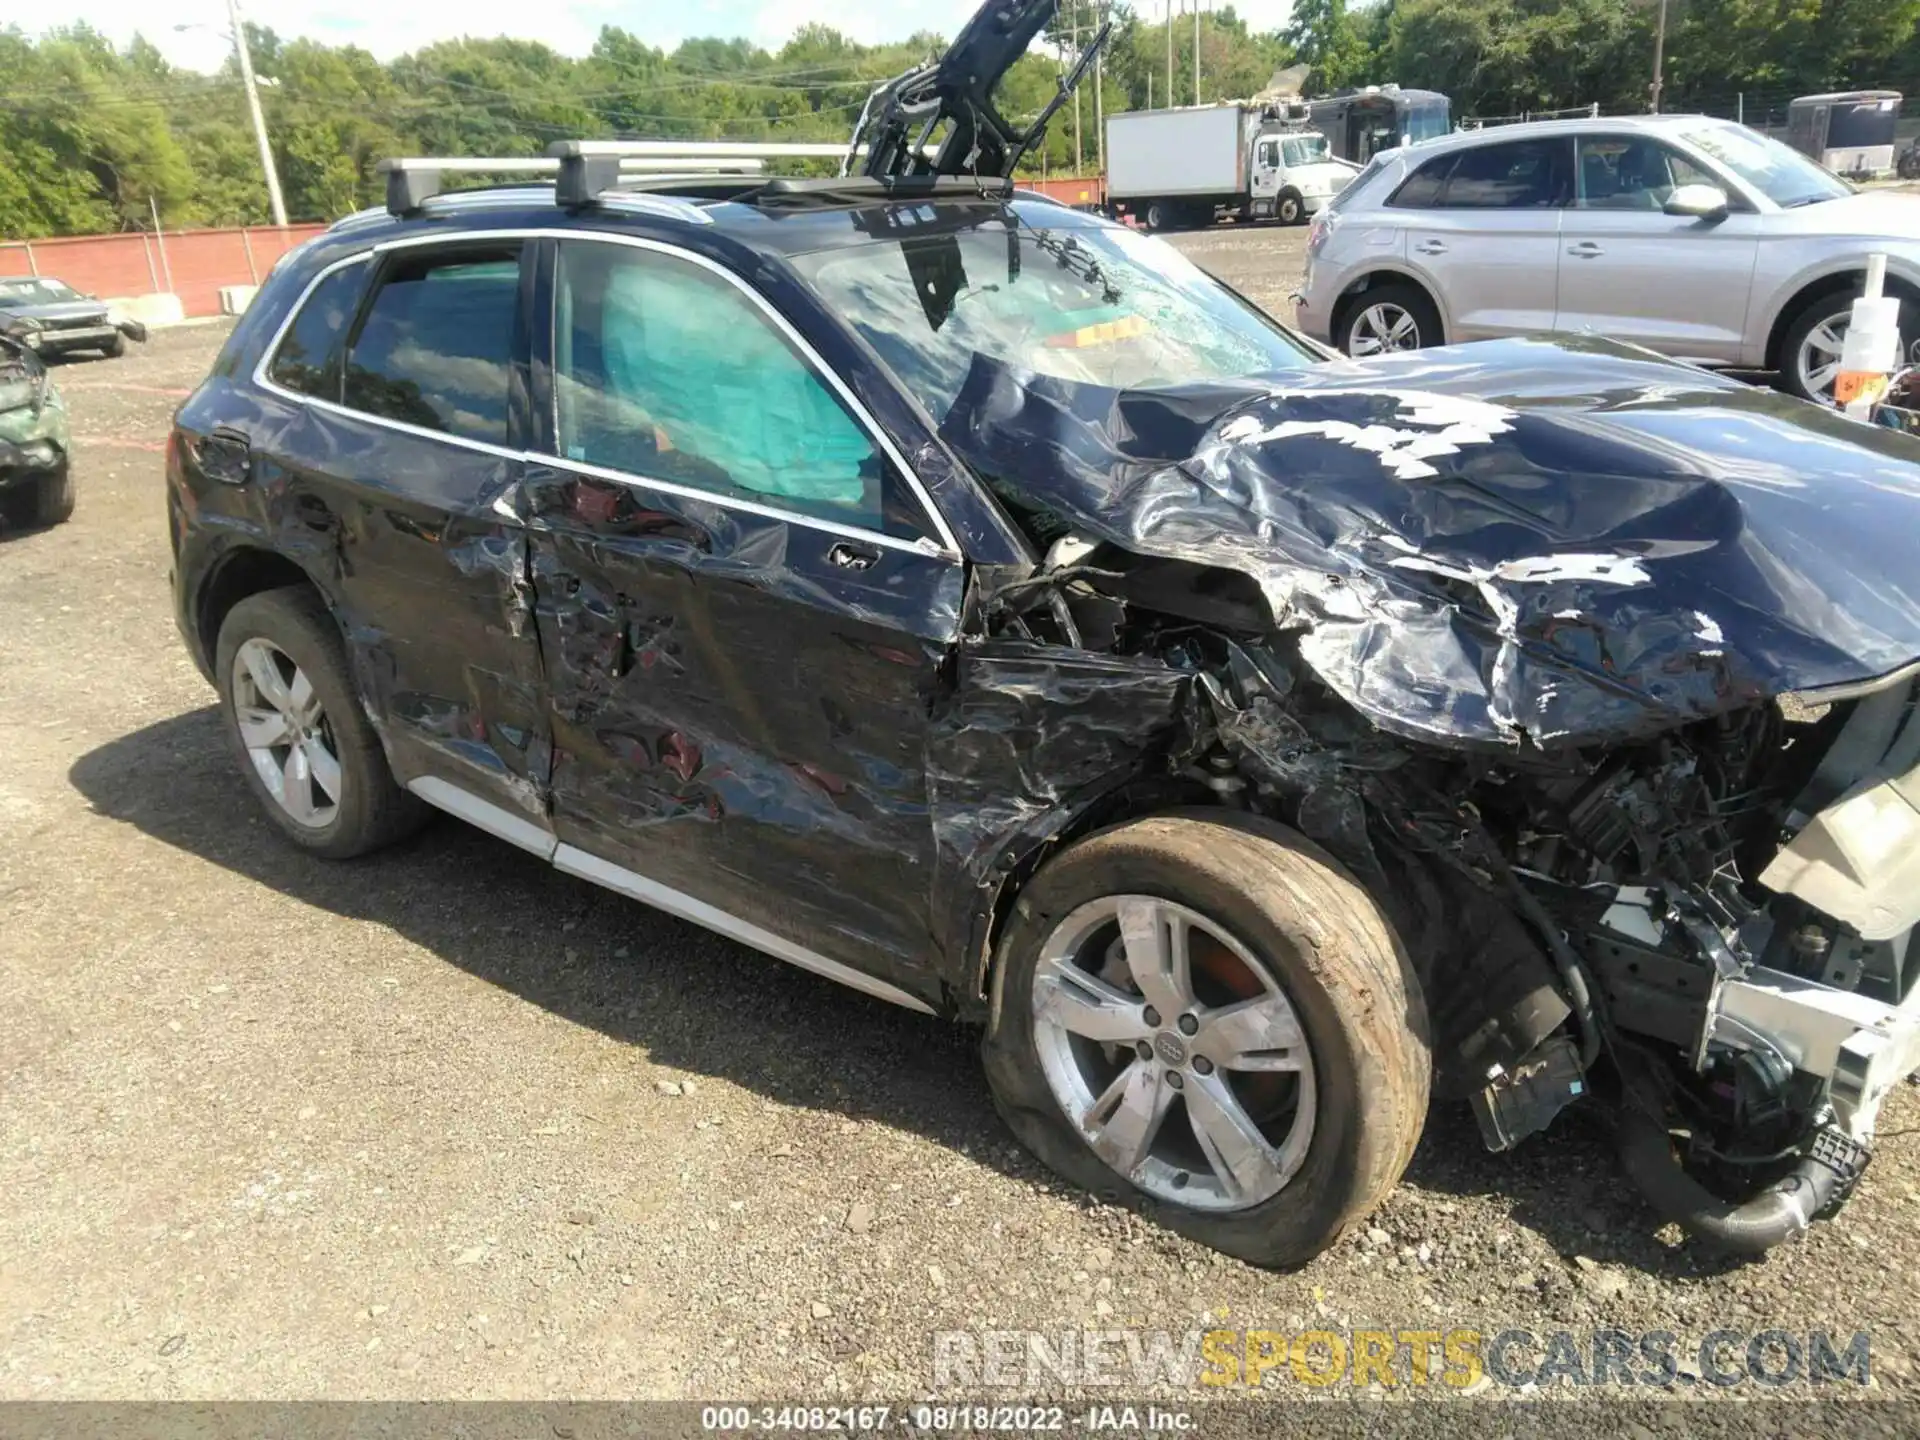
[0, 276, 146, 360]
[163, 152, 1920, 1267]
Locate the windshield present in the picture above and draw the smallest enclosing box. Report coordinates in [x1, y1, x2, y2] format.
[1282, 135, 1330, 167]
[0, 278, 82, 307]
[793, 220, 1318, 425]
[1676, 122, 1852, 207]
[1405, 101, 1450, 144]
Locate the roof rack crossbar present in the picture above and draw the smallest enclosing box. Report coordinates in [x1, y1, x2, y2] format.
[377, 152, 768, 214]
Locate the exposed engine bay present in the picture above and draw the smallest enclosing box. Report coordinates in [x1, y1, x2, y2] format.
[940, 335, 1920, 1254]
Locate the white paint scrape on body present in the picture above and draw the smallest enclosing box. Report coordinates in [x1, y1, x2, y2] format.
[1214, 390, 1518, 481]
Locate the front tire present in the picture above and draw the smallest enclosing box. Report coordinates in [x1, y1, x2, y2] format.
[1277, 189, 1304, 225]
[2, 468, 73, 530]
[1778, 289, 1920, 403]
[982, 812, 1430, 1268]
[214, 585, 427, 859]
[101, 333, 127, 359]
[1335, 282, 1443, 358]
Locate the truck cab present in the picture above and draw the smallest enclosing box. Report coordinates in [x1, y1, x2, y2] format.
[1249, 129, 1356, 225]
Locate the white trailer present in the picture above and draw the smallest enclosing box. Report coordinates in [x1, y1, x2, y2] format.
[1105, 105, 1357, 230]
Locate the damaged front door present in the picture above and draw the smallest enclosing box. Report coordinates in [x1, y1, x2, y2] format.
[524, 235, 965, 1001]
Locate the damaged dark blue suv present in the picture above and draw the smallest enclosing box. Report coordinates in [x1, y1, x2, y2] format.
[167, 3, 1920, 1269]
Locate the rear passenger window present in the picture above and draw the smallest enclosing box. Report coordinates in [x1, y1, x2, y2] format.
[342, 247, 521, 445]
[1438, 140, 1569, 208]
[1387, 157, 1451, 208]
[551, 239, 928, 541]
[266, 261, 365, 399]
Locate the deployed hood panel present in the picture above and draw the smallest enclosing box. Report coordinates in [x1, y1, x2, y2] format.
[941, 336, 1920, 748]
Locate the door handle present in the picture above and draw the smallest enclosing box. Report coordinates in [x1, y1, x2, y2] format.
[827, 541, 880, 572]
[1567, 242, 1605, 258]
[1413, 239, 1448, 255]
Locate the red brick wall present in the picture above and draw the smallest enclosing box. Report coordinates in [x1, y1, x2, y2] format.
[0, 225, 329, 318]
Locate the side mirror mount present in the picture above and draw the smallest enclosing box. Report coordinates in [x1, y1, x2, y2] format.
[1664, 183, 1730, 221]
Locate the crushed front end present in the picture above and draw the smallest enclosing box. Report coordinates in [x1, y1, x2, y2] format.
[0, 334, 70, 517]
[943, 333, 1920, 1253]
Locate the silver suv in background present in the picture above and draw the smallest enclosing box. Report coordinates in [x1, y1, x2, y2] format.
[1293, 114, 1920, 400]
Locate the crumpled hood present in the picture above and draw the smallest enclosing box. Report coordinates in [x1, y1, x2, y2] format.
[941, 335, 1920, 748]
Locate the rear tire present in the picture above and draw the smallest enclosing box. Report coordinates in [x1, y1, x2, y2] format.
[982, 811, 1430, 1268]
[1335, 281, 1443, 358]
[214, 585, 428, 859]
[1145, 200, 1174, 232]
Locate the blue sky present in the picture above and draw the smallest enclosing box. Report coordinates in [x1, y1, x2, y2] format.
[31, 0, 1295, 70]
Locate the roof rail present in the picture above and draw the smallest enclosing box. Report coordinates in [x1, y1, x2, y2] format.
[375, 150, 769, 215]
[753, 174, 1016, 208]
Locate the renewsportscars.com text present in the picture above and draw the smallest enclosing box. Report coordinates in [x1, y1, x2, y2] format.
[933, 1327, 1872, 1390]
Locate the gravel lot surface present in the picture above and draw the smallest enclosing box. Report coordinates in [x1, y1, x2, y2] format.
[4, 241, 1920, 1409]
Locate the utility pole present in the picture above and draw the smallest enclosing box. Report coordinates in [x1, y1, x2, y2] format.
[1649, 0, 1668, 115]
[227, 0, 288, 227]
[1167, 0, 1175, 109]
[1094, 2, 1105, 173]
[1070, 0, 1083, 173]
[1194, 0, 1201, 106]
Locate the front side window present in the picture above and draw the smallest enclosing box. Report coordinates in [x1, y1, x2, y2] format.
[266, 261, 365, 399]
[1439, 139, 1570, 208]
[552, 240, 920, 539]
[1575, 137, 1716, 210]
[792, 220, 1317, 426]
[342, 246, 520, 445]
[1257, 140, 1278, 168]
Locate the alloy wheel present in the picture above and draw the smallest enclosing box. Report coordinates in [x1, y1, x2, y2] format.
[1798, 309, 1919, 401]
[1347, 302, 1420, 357]
[1029, 895, 1317, 1212]
[231, 637, 342, 829]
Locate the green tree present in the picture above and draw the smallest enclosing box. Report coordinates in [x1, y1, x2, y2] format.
[1285, 0, 1370, 91]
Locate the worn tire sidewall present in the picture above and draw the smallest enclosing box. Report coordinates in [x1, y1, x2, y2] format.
[214, 589, 380, 857]
[981, 813, 1427, 1267]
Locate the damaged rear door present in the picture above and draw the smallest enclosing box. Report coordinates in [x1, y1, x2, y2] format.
[523, 234, 965, 1000]
[254, 237, 549, 822]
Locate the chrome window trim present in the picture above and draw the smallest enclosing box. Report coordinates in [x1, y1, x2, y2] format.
[252, 230, 963, 560]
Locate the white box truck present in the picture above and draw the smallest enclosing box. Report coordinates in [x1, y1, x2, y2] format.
[1105, 104, 1357, 231]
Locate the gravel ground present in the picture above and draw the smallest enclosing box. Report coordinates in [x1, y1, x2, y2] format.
[5, 259, 1920, 1409]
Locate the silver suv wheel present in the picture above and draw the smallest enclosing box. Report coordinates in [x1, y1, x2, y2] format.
[231, 637, 342, 828]
[1794, 303, 1918, 402]
[1346, 301, 1421, 356]
[1030, 894, 1317, 1212]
